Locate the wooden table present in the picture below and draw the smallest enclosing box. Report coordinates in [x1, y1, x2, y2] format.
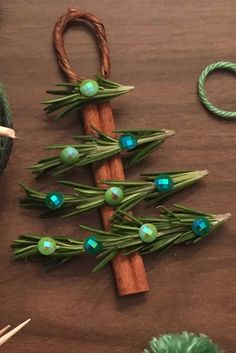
[0, 1, 235, 352]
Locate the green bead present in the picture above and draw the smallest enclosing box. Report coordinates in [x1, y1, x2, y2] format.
[139, 223, 158, 243]
[192, 217, 211, 237]
[60, 147, 80, 166]
[154, 174, 173, 192]
[80, 79, 99, 97]
[105, 187, 124, 206]
[84, 236, 103, 254]
[37, 237, 57, 256]
[44, 192, 64, 210]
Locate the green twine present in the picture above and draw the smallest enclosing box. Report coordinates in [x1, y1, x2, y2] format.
[198, 61, 236, 119]
[0, 84, 13, 174]
[143, 332, 223, 353]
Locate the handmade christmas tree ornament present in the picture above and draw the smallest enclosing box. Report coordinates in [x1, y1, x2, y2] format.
[20, 170, 208, 217]
[198, 61, 236, 119]
[143, 332, 223, 353]
[39, 8, 150, 295]
[12, 205, 230, 273]
[30, 128, 174, 176]
[0, 84, 15, 175]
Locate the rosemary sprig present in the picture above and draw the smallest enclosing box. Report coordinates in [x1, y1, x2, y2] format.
[12, 234, 84, 270]
[20, 170, 208, 217]
[30, 128, 174, 177]
[42, 76, 134, 119]
[12, 204, 231, 271]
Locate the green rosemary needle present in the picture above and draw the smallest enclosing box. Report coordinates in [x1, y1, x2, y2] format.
[20, 170, 208, 217]
[30, 128, 174, 177]
[12, 204, 231, 272]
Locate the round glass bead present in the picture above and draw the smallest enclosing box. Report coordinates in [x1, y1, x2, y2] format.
[105, 187, 124, 206]
[37, 237, 57, 256]
[44, 191, 64, 210]
[154, 174, 173, 192]
[192, 217, 211, 237]
[60, 146, 80, 166]
[84, 236, 103, 255]
[80, 79, 99, 97]
[139, 223, 158, 243]
[119, 134, 137, 151]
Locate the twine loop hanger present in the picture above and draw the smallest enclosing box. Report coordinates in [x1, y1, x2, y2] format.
[53, 8, 110, 82]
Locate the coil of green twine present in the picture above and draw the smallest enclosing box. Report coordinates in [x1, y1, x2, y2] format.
[0, 84, 13, 174]
[198, 61, 236, 119]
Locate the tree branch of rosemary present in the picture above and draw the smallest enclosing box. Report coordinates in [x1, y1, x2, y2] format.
[12, 205, 231, 272]
[30, 128, 174, 177]
[20, 170, 208, 217]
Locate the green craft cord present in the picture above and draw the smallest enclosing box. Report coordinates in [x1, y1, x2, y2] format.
[198, 61, 236, 119]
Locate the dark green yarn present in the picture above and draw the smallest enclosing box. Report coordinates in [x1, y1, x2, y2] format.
[143, 332, 223, 353]
[0, 84, 13, 174]
[198, 61, 236, 119]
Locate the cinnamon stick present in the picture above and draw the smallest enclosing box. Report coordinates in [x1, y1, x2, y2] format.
[53, 9, 149, 295]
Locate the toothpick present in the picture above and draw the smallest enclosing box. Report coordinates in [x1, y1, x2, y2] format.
[0, 325, 11, 336]
[0, 126, 16, 138]
[0, 319, 31, 346]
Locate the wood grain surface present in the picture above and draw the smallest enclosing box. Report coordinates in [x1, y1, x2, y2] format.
[0, 1, 235, 352]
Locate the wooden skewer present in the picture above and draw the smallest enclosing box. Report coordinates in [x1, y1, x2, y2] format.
[0, 325, 11, 336]
[0, 319, 31, 346]
[0, 126, 16, 138]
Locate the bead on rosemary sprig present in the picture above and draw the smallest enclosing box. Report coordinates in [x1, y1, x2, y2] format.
[20, 170, 208, 217]
[12, 204, 231, 272]
[42, 76, 134, 120]
[30, 128, 175, 177]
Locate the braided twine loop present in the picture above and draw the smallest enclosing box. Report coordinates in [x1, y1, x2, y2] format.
[0, 85, 13, 175]
[198, 61, 236, 119]
[53, 8, 110, 81]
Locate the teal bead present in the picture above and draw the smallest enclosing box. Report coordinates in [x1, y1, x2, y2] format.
[44, 191, 64, 209]
[192, 217, 211, 237]
[37, 237, 57, 256]
[119, 134, 137, 151]
[105, 187, 124, 206]
[139, 223, 158, 243]
[80, 79, 99, 97]
[60, 147, 80, 166]
[155, 174, 173, 192]
[84, 236, 103, 254]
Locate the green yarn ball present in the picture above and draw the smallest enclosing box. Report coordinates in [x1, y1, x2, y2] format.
[143, 332, 223, 353]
